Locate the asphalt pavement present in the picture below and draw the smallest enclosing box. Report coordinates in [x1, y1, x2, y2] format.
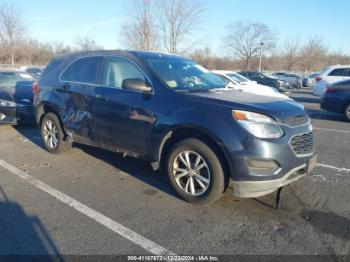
[0, 89, 349, 258]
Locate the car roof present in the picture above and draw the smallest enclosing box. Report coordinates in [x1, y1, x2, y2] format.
[55, 50, 182, 61]
[325, 65, 350, 70]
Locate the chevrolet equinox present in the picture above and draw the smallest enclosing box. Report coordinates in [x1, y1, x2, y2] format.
[34, 51, 316, 205]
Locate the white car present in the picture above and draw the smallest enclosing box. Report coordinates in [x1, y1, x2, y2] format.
[313, 65, 350, 96]
[212, 70, 290, 99]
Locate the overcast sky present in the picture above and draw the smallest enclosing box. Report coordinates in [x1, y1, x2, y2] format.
[6, 0, 350, 55]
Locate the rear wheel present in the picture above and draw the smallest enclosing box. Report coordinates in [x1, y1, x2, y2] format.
[345, 104, 350, 122]
[41, 113, 72, 154]
[166, 138, 226, 205]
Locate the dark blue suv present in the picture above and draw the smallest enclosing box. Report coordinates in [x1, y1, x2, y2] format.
[34, 51, 316, 205]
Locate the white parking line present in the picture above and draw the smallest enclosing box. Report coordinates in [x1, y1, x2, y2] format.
[0, 159, 175, 256]
[316, 163, 350, 173]
[314, 127, 350, 134]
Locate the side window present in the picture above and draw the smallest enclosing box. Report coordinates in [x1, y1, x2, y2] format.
[328, 68, 348, 77]
[61, 57, 102, 84]
[216, 75, 229, 83]
[101, 57, 149, 89]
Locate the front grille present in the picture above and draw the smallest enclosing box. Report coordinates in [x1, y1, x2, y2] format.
[290, 132, 314, 156]
[284, 115, 308, 127]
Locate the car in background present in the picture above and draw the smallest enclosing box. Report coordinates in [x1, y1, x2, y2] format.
[0, 69, 36, 125]
[34, 50, 316, 205]
[25, 67, 43, 79]
[212, 70, 289, 99]
[238, 71, 290, 91]
[321, 79, 350, 121]
[273, 72, 302, 89]
[303, 73, 319, 87]
[313, 65, 350, 96]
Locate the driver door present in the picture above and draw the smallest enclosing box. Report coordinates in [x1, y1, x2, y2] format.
[98, 56, 155, 155]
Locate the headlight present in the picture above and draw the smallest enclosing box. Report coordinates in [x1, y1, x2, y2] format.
[0, 99, 16, 107]
[232, 110, 284, 139]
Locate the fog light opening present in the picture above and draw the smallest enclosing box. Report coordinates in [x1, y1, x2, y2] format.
[0, 112, 5, 121]
[246, 158, 280, 175]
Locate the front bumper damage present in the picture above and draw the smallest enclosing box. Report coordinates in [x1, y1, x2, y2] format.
[232, 154, 317, 198]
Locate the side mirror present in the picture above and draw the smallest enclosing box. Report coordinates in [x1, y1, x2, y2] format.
[122, 78, 152, 93]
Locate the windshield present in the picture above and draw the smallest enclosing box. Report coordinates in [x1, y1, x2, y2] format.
[0, 72, 34, 87]
[146, 57, 226, 92]
[227, 73, 250, 83]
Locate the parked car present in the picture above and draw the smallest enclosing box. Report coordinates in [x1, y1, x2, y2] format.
[34, 51, 316, 205]
[212, 70, 289, 99]
[313, 65, 350, 96]
[0, 70, 36, 125]
[273, 72, 302, 89]
[321, 79, 350, 121]
[303, 73, 319, 88]
[238, 71, 290, 91]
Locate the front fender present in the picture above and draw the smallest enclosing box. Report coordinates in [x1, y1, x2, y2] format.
[151, 107, 244, 164]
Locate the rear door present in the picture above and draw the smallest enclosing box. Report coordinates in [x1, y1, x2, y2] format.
[59, 56, 110, 144]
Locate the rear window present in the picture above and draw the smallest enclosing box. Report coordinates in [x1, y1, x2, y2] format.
[61, 56, 102, 84]
[328, 68, 350, 77]
[0, 72, 34, 87]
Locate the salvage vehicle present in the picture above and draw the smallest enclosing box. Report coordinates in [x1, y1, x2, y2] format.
[34, 51, 317, 205]
[321, 79, 350, 121]
[0, 69, 35, 125]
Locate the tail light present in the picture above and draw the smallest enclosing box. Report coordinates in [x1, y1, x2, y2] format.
[33, 82, 38, 95]
[315, 76, 322, 82]
[326, 86, 335, 93]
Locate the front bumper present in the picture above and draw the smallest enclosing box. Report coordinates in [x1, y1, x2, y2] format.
[0, 106, 34, 125]
[0, 106, 17, 125]
[232, 155, 317, 198]
[225, 121, 315, 198]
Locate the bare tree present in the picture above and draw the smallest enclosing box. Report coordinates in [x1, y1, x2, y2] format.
[157, 0, 205, 54]
[223, 21, 277, 70]
[0, 3, 26, 67]
[121, 0, 158, 50]
[75, 36, 102, 51]
[300, 36, 328, 72]
[282, 37, 300, 71]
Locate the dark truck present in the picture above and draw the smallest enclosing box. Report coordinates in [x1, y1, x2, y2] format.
[34, 51, 316, 205]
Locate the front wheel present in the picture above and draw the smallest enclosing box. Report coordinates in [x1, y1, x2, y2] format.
[166, 138, 226, 205]
[345, 104, 350, 122]
[41, 113, 72, 154]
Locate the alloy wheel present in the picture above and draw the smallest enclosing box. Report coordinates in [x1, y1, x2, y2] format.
[172, 151, 211, 196]
[43, 120, 59, 149]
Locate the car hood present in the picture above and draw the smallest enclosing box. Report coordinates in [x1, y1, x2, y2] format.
[187, 90, 306, 122]
[234, 83, 289, 99]
[0, 83, 34, 106]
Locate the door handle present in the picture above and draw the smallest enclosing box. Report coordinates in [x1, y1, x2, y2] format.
[96, 94, 107, 101]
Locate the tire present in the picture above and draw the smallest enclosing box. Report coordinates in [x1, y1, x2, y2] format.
[345, 103, 350, 122]
[166, 138, 226, 205]
[41, 112, 72, 154]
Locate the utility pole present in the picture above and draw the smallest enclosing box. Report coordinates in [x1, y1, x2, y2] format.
[259, 41, 264, 72]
